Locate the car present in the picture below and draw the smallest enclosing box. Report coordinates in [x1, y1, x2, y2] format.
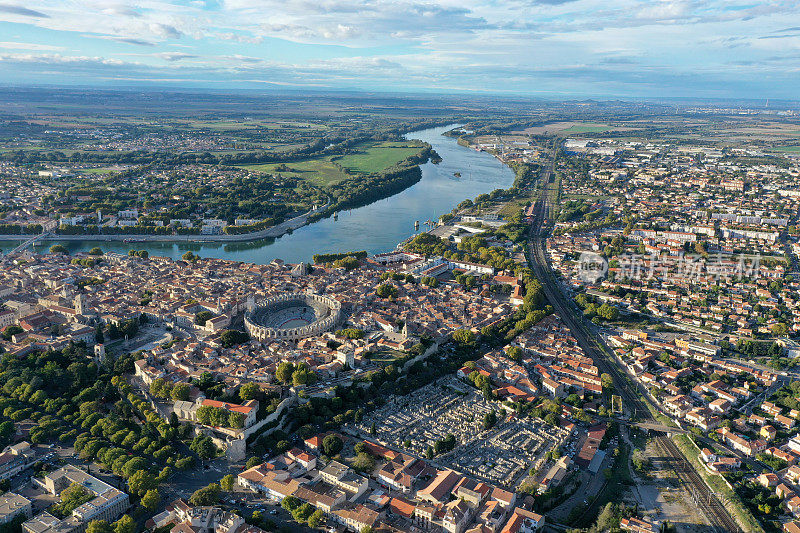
[269, 510, 277, 515]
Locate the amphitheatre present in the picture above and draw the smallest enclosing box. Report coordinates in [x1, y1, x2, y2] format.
[245, 291, 343, 341]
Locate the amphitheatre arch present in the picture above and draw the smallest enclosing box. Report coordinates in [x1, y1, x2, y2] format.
[245, 292, 343, 341]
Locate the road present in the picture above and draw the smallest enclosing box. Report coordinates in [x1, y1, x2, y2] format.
[524, 145, 742, 533]
[0, 202, 329, 245]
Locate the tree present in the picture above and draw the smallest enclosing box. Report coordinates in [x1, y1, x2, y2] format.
[171, 383, 190, 401]
[322, 434, 343, 456]
[452, 328, 476, 346]
[54, 483, 93, 516]
[89, 247, 103, 255]
[182, 251, 197, 262]
[220, 329, 249, 348]
[49, 244, 68, 254]
[376, 283, 398, 299]
[772, 323, 789, 337]
[220, 474, 235, 492]
[505, 346, 523, 362]
[483, 410, 497, 430]
[113, 515, 135, 533]
[601, 373, 614, 390]
[352, 452, 375, 473]
[228, 412, 246, 429]
[195, 310, 214, 325]
[190, 434, 218, 459]
[275, 362, 295, 384]
[189, 483, 221, 506]
[239, 382, 260, 401]
[632, 448, 649, 472]
[245, 456, 263, 469]
[121, 457, 147, 478]
[597, 303, 619, 321]
[292, 503, 314, 523]
[128, 470, 156, 496]
[141, 489, 160, 512]
[86, 520, 113, 533]
[292, 367, 316, 386]
[308, 509, 324, 528]
[281, 496, 301, 512]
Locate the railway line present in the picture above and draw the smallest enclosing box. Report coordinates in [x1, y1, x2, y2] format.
[524, 146, 742, 532]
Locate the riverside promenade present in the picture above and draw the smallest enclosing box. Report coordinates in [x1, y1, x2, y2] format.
[0, 202, 329, 246]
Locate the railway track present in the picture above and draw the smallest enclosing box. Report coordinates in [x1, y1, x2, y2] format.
[654, 436, 741, 532]
[524, 147, 742, 532]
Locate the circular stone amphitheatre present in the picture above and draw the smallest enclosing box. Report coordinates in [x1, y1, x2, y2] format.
[245, 292, 343, 341]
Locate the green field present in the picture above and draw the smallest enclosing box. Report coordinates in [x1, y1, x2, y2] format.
[239, 141, 425, 188]
[337, 141, 423, 174]
[79, 167, 120, 175]
[183, 119, 328, 131]
[239, 158, 348, 187]
[498, 197, 532, 218]
[772, 146, 800, 153]
[559, 124, 615, 134]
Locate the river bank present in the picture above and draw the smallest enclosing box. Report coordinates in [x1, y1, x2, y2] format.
[0, 201, 329, 244]
[0, 125, 515, 264]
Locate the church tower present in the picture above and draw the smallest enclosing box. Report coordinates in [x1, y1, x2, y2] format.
[75, 294, 85, 316]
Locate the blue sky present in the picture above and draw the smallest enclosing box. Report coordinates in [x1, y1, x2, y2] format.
[0, 0, 799, 98]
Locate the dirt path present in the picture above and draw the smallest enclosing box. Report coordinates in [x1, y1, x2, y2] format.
[622, 436, 714, 532]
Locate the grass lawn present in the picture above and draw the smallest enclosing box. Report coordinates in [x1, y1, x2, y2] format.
[559, 124, 616, 134]
[183, 119, 327, 131]
[336, 141, 424, 174]
[239, 158, 349, 187]
[498, 197, 532, 218]
[239, 141, 426, 188]
[79, 167, 119, 175]
[772, 146, 800, 153]
[366, 348, 406, 365]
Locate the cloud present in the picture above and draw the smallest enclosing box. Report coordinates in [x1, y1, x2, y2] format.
[0, 3, 48, 18]
[88, 35, 157, 46]
[0, 0, 799, 98]
[155, 52, 198, 61]
[0, 41, 63, 51]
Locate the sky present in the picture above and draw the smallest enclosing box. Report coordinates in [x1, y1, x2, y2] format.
[0, 0, 799, 99]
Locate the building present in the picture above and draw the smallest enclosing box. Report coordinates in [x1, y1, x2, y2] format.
[199, 399, 259, 429]
[0, 493, 32, 525]
[23, 466, 129, 533]
[0, 442, 36, 480]
[319, 461, 368, 500]
[331, 503, 380, 532]
[145, 500, 269, 533]
[620, 517, 659, 533]
[500, 508, 543, 533]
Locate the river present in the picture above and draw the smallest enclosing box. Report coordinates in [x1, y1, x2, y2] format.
[1, 125, 514, 264]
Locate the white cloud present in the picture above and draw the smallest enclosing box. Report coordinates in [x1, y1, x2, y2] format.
[0, 41, 64, 50]
[0, 0, 799, 97]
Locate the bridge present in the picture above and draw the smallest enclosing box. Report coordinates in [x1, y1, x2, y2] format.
[618, 419, 688, 434]
[4, 232, 50, 256]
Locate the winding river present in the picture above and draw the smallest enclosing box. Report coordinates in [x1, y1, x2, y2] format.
[1, 125, 514, 264]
